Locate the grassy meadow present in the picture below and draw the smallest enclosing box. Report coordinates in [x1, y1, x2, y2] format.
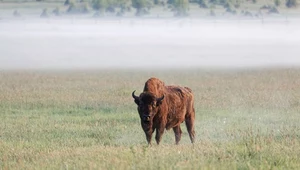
[0, 68, 300, 169]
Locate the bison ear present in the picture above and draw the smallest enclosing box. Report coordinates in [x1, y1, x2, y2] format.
[156, 95, 164, 106]
[132, 90, 140, 105]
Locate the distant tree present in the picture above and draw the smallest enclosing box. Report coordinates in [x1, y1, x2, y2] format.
[91, 0, 130, 16]
[209, 0, 218, 4]
[223, 1, 230, 8]
[242, 10, 253, 17]
[224, 2, 236, 14]
[260, 4, 271, 9]
[64, 0, 70, 6]
[67, 2, 90, 14]
[120, 0, 132, 13]
[234, 0, 241, 8]
[117, 0, 132, 9]
[52, 7, 61, 16]
[219, 0, 227, 5]
[274, 0, 281, 6]
[40, 8, 49, 18]
[131, 0, 152, 16]
[171, 0, 189, 17]
[92, 0, 108, 11]
[286, 0, 297, 8]
[198, 0, 208, 8]
[106, 0, 131, 14]
[13, 10, 21, 17]
[210, 9, 216, 16]
[269, 6, 279, 13]
[167, 0, 175, 4]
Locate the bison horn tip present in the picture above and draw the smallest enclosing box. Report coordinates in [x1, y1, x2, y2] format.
[132, 90, 139, 99]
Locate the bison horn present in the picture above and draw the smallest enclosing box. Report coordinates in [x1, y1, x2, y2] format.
[132, 90, 139, 100]
[156, 95, 164, 102]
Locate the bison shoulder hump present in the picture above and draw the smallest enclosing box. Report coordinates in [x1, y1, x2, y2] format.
[184, 87, 192, 93]
[143, 77, 165, 96]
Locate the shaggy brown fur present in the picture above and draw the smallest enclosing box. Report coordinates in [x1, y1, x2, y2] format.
[132, 77, 195, 145]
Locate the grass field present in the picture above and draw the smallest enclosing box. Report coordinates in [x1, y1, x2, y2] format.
[0, 68, 300, 169]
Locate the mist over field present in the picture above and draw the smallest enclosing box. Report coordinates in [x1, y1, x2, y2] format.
[1, 18, 300, 70]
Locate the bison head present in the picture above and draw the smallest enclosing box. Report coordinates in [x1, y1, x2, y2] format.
[132, 90, 164, 123]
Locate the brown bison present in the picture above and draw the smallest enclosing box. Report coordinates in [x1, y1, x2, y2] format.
[132, 77, 195, 145]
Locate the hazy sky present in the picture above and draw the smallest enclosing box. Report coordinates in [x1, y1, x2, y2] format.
[1, 18, 300, 69]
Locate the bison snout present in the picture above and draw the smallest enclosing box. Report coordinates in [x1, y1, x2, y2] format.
[143, 115, 151, 122]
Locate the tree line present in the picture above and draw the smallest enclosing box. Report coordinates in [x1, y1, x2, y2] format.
[8, 0, 297, 17]
[63, 0, 297, 17]
[62, 0, 194, 17]
[65, 0, 297, 16]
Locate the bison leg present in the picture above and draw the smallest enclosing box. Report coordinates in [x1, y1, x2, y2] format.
[145, 131, 153, 145]
[185, 115, 195, 143]
[155, 127, 165, 145]
[142, 122, 154, 145]
[173, 125, 182, 145]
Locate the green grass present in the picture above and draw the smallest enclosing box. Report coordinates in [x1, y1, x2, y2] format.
[0, 69, 300, 169]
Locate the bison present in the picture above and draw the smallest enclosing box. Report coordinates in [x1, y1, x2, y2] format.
[132, 77, 195, 145]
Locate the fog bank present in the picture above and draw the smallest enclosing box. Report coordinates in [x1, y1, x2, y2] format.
[1, 18, 300, 70]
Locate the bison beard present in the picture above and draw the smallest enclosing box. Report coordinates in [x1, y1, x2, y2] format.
[132, 77, 195, 145]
